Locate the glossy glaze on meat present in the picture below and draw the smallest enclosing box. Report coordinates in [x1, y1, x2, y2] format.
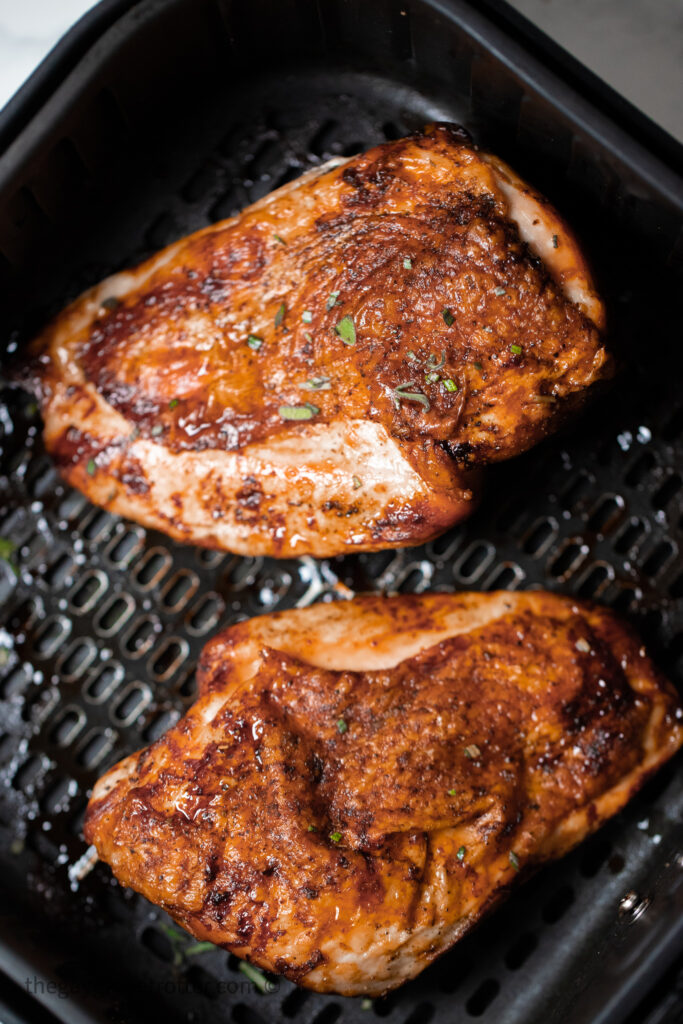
[84, 592, 682, 995]
[20, 126, 611, 556]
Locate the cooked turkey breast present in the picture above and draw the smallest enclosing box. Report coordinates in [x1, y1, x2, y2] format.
[21, 125, 610, 557]
[84, 592, 681, 995]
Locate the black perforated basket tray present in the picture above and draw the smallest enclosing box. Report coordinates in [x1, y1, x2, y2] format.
[1, 2, 683, 1023]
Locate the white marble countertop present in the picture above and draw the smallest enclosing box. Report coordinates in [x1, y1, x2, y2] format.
[0, 0, 681, 143]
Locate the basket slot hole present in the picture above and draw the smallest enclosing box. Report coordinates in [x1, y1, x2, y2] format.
[504, 931, 537, 970]
[641, 540, 676, 579]
[1, 666, 30, 699]
[625, 451, 656, 487]
[112, 683, 151, 726]
[428, 529, 462, 560]
[134, 548, 172, 589]
[309, 118, 340, 157]
[456, 542, 494, 583]
[209, 183, 249, 223]
[181, 159, 220, 203]
[49, 706, 86, 747]
[150, 638, 188, 680]
[559, 471, 592, 511]
[485, 562, 524, 591]
[123, 616, 160, 658]
[542, 884, 574, 924]
[26, 458, 59, 499]
[311, 1006, 342, 1024]
[223, 557, 260, 591]
[587, 494, 624, 535]
[613, 517, 648, 555]
[548, 541, 587, 580]
[7, 597, 41, 631]
[651, 472, 682, 510]
[80, 508, 115, 543]
[274, 164, 303, 189]
[187, 594, 224, 635]
[77, 729, 115, 768]
[34, 616, 72, 658]
[402, 1004, 434, 1024]
[178, 668, 197, 700]
[141, 926, 174, 963]
[249, 136, 283, 179]
[669, 572, 683, 599]
[57, 638, 97, 681]
[68, 570, 108, 613]
[396, 567, 428, 593]
[579, 837, 612, 878]
[281, 988, 310, 1017]
[44, 552, 75, 589]
[662, 405, 683, 441]
[161, 570, 198, 612]
[12, 755, 45, 791]
[95, 594, 135, 636]
[186, 964, 219, 1000]
[522, 517, 556, 556]
[576, 563, 611, 600]
[56, 489, 88, 522]
[83, 663, 124, 703]
[465, 979, 500, 1017]
[143, 709, 179, 743]
[196, 547, 228, 569]
[41, 775, 77, 815]
[107, 527, 145, 566]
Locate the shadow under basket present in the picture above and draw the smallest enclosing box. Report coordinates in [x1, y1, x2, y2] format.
[1, 1, 683, 1023]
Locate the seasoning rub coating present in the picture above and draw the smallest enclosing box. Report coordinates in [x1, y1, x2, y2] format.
[84, 591, 682, 995]
[21, 125, 611, 557]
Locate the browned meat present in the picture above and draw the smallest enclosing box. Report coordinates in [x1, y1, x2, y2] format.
[21, 125, 611, 557]
[84, 591, 681, 995]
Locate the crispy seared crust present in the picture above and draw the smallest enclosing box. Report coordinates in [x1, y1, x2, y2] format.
[84, 592, 682, 995]
[21, 126, 610, 557]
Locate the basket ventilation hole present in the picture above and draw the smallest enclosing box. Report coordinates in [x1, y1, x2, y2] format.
[642, 540, 676, 578]
[652, 473, 681, 510]
[231, 1002, 268, 1024]
[403, 1003, 435, 1024]
[465, 979, 500, 1017]
[311, 1006, 342, 1024]
[281, 988, 309, 1017]
[523, 518, 556, 556]
[504, 931, 538, 970]
[542, 884, 575, 924]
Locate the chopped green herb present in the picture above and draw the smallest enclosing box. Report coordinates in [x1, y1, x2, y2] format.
[473, 361, 483, 371]
[361, 998, 374, 1011]
[392, 383, 430, 412]
[301, 376, 331, 391]
[442, 378, 458, 393]
[335, 314, 356, 345]
[0, 646, 11, 667]
[151, 424, 164, 436]
[129, 425, 140, 441]
[575, 638, 591, 653]
[352, 475, 362, 490]
[101, 296, 121, 312]
[552, 234, 559, 249]
[326, 291, 340, 310]
[464, 744, 481, 759]
[273, 233, 287, 245]
[274, 302, 286, 328]
[302, 310, 313, 323]
[279, 403, 320, 421]
[407, 350, 418, 362]
[329, 831, 342, 843]
[0, 538, 17, 574]
[403, 257, 413, 270]
[509, 343, 523, 355]
[509, 850, 520, 872]
[425, 371, 440, 384]
[238, 961, 272, 994]
[337, 717, 348, 734]
[185, 942, 216, 956]
[494, 286, 506, 297]
[426, 351, 446, 370]
[442, 308, 455, 327]
[308, 825, 317, 832]
[447, 788, 457, 797]
[303, 332, 313, 344]
[456, 845, 466, 861]
[247, 334, 263, 351]
[169, 398, 179, 410]
[86, 458, 96, 476]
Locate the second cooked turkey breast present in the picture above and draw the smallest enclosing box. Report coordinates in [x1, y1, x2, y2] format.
[84, 592, 681, 995]
[22, 125, 611, 556]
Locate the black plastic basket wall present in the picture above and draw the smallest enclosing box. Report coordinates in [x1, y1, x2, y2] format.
[1, 2, 683, 1024]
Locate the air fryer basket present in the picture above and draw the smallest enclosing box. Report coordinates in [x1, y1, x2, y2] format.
[1, 1, 683, 1023]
